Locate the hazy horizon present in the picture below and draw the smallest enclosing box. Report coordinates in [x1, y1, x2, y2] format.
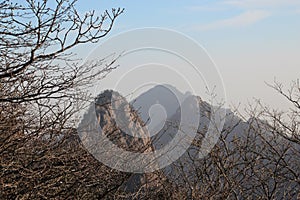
[75, 0, 299, 112]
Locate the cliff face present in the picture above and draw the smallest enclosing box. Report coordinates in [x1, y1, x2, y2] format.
[95, 90, 152, 153]
[84, 90, 164, 195]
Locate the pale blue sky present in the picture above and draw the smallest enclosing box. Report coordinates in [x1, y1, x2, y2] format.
[76, 0, 300, 111]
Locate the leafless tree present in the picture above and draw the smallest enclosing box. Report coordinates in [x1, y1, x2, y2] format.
[159, 80, 300, 199]
[0, 0, 128, 199]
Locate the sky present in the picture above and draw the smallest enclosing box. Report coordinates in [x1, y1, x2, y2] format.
[75, 0, 300, 112]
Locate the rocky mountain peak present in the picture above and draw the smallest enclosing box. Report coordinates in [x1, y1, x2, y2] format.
[95, 89, 152, 153]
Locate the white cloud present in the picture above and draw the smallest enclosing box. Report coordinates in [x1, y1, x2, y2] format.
[187, 0, 300, 13]
[185, 5, 226, 12]
[295, 9, 300, 14]
[223, 0, 300, 8]
[196, 10, 271, 31]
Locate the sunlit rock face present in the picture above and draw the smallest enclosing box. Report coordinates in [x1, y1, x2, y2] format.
[87, 90, 161, 194]
[95, 90, 153, 153]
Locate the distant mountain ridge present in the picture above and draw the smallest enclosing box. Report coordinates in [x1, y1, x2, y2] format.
[79, 84, 300, 199]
